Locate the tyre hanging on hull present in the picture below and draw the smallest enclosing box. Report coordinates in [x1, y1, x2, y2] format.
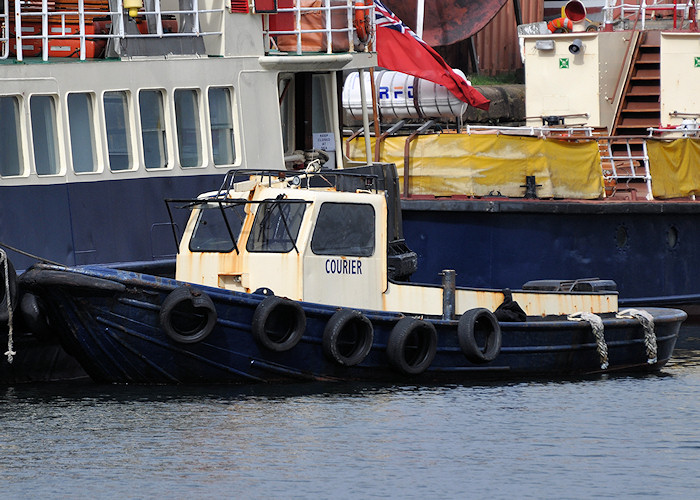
[323, 309, 374, 366]
[386, 317, 437, 375]
[160, 286, 218, 344]
[251, 296, 306, 352]
[19, 292, 53, 340]
[458, 308, 502, 364]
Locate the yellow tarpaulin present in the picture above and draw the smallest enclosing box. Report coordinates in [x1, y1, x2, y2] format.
[648, 138, 700, 199]
[347, 133, 604, 199]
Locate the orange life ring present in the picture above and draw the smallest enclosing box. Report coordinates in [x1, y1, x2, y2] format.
[547, 17, 573, 33]
[353, 0, 372, 44]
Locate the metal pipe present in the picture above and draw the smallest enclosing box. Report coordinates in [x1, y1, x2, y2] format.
[358, 68, 373, 164]
[375, 120, 406, 163]
[441, 269, 456, 320]
[330, 72, 344, 169]
[403, 119, 434, 197]
[369, 67, 381, 162]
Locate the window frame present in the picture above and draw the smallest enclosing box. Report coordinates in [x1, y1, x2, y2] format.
[310, 202, 375, 257]
[30, 94, 61, 177]
[103, 90, 134, 172]
[0, 95, 25, 178]
[67, 92, 98, 175]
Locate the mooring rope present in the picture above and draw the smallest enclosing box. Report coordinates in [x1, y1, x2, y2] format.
[617, 308, 657, 364]
[568, 311, 608, 369]
[0, 241, 62, 266]
[0, 249, 15, 363]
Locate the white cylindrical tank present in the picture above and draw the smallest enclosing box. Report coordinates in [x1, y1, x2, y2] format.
[342, 70, 468, 122]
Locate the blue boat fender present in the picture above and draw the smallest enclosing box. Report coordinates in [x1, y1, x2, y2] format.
[322, 309, 374, 367]
[159, 286, 218, 344]
[0, 255, 17, 324]
[251, 296, 306, 352]
[386, 318, 437, 375]
[457, 308, 502, 364]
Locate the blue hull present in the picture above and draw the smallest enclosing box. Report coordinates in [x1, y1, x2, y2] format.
[0, 173, 222, 384]
[401, 198, 700, 307]
[21, 264, 686, 384]
[2, 173, 222, 271]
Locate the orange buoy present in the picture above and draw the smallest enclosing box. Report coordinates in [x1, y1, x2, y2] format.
[547, 17, 574, 33]
[354, 0, 372, 43]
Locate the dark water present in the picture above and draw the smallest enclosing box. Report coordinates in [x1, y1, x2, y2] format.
[1, 344, 700, 498]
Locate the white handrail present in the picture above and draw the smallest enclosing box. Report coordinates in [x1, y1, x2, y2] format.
[263, 0, 374, 55]
[11, 0, 225, 61]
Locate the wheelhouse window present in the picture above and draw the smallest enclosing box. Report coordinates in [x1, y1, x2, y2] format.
[104, 91, 132, 171]
[208, 87, 235, 165]
[0, 96, 23, 177]
[139, 90, 168, 169]
[189, 202, 247, 253]
[30, 95, 60, 176]
[247, 199, 307, 253]
[174, 89, 202, 168]
[67, 93, 97, 173]
[311, 203, 375, 256]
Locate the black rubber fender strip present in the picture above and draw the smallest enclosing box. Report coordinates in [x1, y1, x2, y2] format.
[18, 268, 126, 295]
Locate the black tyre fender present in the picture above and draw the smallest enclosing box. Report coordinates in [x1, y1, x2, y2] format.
[19, 292, 53, 339]
[323, 309, 374, 366]
[457, 307, 502, 364]
[386, 317, 437, 375]
[251, 296, 306, 352]
[0, 257, 18, 324]
[159, 286, 217, 344]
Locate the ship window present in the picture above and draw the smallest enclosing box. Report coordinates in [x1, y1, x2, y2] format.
[174, 89, 202, 168]
[0, 96, 23, 177]
[208, 87, 235, 165]
[247, 199, 307, 253]
[104, 91, 132, 171]
[31, 95, 60, 176]
[68, 93, 97, 173]
[139, 90, 168, 169]
[311, 203, 375, 256]
[189, 202, 247, 253]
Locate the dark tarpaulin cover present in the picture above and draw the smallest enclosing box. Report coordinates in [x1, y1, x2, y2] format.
[383, 0, 510, 47]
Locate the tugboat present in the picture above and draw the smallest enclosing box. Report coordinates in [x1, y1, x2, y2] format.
[19, 165, 687, 384]
[0, 0, 376, 381]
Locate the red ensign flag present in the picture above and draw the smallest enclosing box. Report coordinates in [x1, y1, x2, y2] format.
[373, 0, 490, 111]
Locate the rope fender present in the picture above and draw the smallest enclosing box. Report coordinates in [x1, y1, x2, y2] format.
[1, 249, 15, 363]
[568, 311, 608, 369]
[618, 308, 657, 364]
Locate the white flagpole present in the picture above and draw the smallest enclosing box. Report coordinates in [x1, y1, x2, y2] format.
[416, 0, 425, 38]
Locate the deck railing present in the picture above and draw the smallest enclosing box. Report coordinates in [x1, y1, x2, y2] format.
[1, 0, 225, 61]
[262, 0, 374, 54]
[602, 0, 697, 29]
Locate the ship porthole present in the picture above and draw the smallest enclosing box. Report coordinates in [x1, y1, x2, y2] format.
[667, 225, 679, 250]
[615, 224, 628, 250]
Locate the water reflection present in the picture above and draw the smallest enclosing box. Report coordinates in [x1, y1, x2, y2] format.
[1, 346, 699, 498]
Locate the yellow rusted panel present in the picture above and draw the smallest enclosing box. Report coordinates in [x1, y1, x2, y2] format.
[510, 291, 617, 316]
[382, 282, 443, 315]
